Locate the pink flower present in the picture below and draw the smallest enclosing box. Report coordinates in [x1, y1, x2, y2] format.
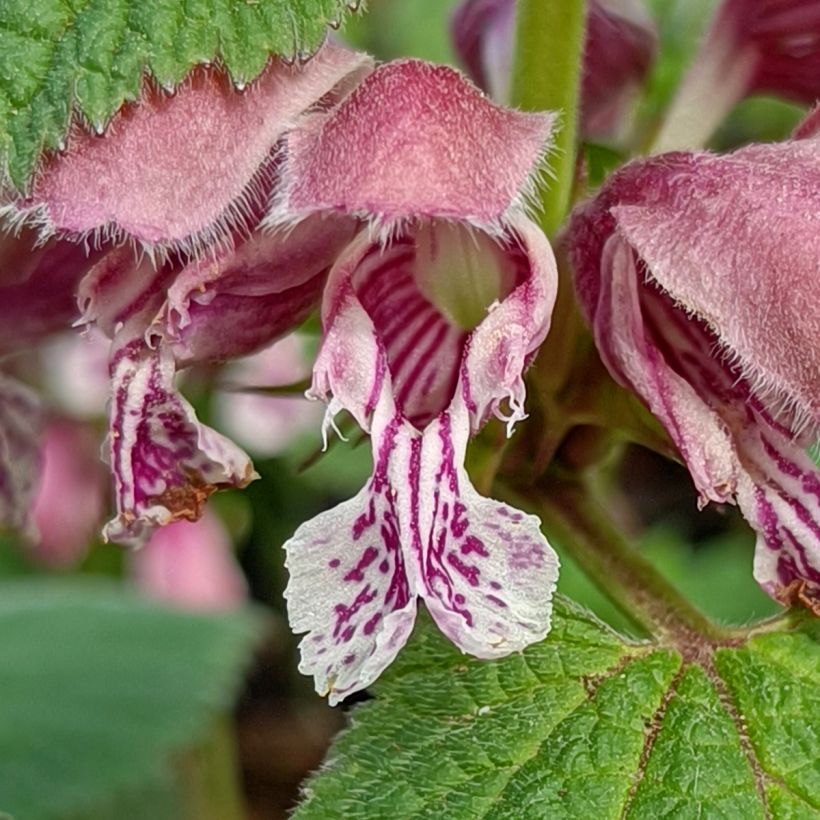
[566, 118, 820, 613]
[270, 61, 560, 703]
[450, 0, 657, 140]
[29, 422, 105, 569]
[130, 512, 247, 611]
[1, 43, 371, 546]
[654, 0, 820, 150]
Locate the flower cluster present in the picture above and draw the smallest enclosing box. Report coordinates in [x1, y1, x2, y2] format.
[2, 0, 820, 703]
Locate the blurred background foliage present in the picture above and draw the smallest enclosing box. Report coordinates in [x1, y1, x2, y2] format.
[0, 0, 806, 817]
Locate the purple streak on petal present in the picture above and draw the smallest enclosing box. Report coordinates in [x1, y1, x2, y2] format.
[284, 399, 417, 705]
[0, 374, 43, 535]
[416, 400, 558, 657]
[104, 342, 256, 547]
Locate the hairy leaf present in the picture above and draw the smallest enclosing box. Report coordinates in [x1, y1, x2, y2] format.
[295, 598, 819, 819]
[0, 579, 261, 820]
[0, 0, 359, 189]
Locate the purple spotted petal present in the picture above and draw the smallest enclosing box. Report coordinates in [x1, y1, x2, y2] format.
[104, 343, 257, 547]
[565, 133, 820, 609]
[0, 374, 43, 535]
[285, 396, 418, 705]
[12, 44, 371, 253]
[417, 400, 558, 656]
[270, 59, 555, 234]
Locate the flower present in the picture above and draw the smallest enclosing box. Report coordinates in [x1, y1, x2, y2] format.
[270, 60, 560, 703]
[450, 0, 657, 140]
[130, 512, 248, 611]
[566, 117, 820, 612]
[654, 0, 820, 151]
[0, 43, 371, 546]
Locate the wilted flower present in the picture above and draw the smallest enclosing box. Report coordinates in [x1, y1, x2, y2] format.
[566, 120, 820, 612]
[0, 43, 371, 546]
[271, 61, 560, 703]
[654, 0, 820, 150]
[451, 0, 657, 140]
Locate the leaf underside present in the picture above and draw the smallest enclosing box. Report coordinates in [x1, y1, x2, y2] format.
[0, 0, 359, 190]
[0, 579, 261, 820]
[295, 597, 819, 819]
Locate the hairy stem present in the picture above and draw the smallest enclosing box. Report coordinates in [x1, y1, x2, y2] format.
[511, 0, 587, 236]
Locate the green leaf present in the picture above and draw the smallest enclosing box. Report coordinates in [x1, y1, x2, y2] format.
[294, 598, 819, 819]
[0, 0, 360, 189]
[0, 579, 262, 820]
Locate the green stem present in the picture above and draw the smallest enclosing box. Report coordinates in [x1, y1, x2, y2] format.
[508, 477, 732, 646]
[511, 0, 587, 236]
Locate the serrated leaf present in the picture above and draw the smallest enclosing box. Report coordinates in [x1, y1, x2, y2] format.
[294, 598, 819, 819]
[0, 579, 262, 820]
[0, 0, 360, 189]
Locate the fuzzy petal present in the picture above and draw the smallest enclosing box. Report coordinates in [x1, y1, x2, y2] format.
[104, 343, 257, 547]
[160, 214, 356, 364]
[0, 375, 43, 535]
[271, 60, 555, 233]
[285, 396, 418, 705]
[418, 400, 558, 657]
[16, 44, 372, 250]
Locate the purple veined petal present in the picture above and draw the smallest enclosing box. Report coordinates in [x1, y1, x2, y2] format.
[0, 374, 43, 535]
[78, 245, 178, 342]
[269, 59, 556, 236]
[416, 397, 558, 657]
[450, 0, 656, 140]
[653, 0, 820, 151]
[12, 43, 372, 253]
[0, 232, 103, 353]
[285, 391, 419, 706]
[104, 342, 257, 548]
[159, 214, 358, 365]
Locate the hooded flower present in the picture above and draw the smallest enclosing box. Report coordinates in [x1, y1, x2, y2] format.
[269, 60, 560, 703]
[566, 119, 820, 612]
[450, 0, 657, 140]
[0, 43, 371, 546]
[654, 0, 820, 151]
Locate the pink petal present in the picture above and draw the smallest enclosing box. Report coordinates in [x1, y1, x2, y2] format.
[0, 234, 102, 353]
[160, 214, 357, 365]
[131, 513, 248, 612]
[450, 0, 656, 139]
[16, 44, 371, 250]
[104, 343, 257, 548]
[0, 374, 43, 535]
[417, 400, 558, 657]
[29, 421, 105, 568]
[285, 399, 419, 705]
[271, 60, 555, 234]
